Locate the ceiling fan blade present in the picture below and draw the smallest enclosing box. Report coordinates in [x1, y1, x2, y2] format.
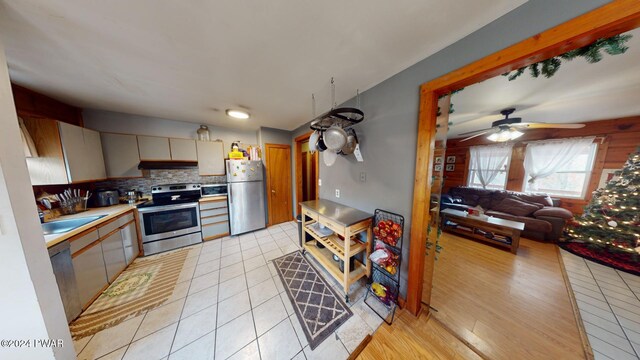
[511, 122, 586, 129]
[459, 129, 497, 142]
[457, 127, 495, 136]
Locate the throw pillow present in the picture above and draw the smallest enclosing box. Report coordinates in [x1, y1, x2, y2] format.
[492, 197, 541, 217]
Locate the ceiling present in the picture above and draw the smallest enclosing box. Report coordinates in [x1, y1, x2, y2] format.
[448, 28, 640, 139]
[0, 0, 526, 130]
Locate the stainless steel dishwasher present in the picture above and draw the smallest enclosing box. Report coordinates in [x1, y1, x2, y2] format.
[48, 240, 82, 323]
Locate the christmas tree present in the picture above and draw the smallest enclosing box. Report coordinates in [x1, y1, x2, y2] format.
[568, 147, 640, 255]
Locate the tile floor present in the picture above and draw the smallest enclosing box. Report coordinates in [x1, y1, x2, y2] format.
[74, 221, 384, 360]
[560, 249, 640, 360]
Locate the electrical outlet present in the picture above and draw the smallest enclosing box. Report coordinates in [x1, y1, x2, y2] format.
[318, 179, 322, 186]
[335, 189, 340, 198]
[360, 172, 366, 182]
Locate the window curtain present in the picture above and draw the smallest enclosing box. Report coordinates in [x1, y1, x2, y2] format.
[469, 143, 513, 188]
[524, 136, 595, 189]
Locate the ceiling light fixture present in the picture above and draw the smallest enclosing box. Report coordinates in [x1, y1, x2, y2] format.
[226, 109, 250, 119]
[487, 128, 524, 142]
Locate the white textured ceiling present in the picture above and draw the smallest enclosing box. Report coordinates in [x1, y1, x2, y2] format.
[0, 0, 526, 130]
[448, 28, 640, 138]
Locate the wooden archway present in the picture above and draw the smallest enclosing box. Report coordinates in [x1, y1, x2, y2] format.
[405, 0, 640, 316]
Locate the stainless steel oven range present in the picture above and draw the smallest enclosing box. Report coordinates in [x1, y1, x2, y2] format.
[137, 183, 202, 255]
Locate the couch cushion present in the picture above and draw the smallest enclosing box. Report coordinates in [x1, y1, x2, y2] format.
[514, 192, 554, 207]
[486, 210, 552, 233]
[534, 206, 573, 219]
[492, 197, 542, 217]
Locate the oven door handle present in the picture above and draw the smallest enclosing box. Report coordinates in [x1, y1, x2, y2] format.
[137, 202, 199, 213]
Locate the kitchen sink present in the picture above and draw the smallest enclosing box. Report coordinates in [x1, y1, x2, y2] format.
[42, 215, 107, 235]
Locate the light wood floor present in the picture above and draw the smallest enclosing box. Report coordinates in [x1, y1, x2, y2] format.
[357, 309, 482, 360]
[429, 233, 587, 360]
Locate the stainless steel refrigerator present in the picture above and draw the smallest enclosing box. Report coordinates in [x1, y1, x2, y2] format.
[226, 159, 266, 235]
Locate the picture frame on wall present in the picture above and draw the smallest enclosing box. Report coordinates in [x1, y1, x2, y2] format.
[435, 157, 443, 164]
[446, 156, 456, 163]
[445, 164, 455, 171]
[434, 164, 443, 172]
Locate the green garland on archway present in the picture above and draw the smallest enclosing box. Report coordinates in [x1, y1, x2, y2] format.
[503, 34, 632, 81]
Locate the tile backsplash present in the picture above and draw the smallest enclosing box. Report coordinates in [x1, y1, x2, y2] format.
[94, 169, 226, 195]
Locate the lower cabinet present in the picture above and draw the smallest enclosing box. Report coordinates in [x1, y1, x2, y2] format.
[72, 241, 109, 307]
[101, 229, 127, 282]
[200, 198, 230, 240]
[121, 222, 139, 265]
[69, 210, 140, 309]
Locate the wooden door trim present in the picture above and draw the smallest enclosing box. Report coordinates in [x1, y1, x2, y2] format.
[406, 0, 640, 316]
[294, 131, 319, 216]
[265, 143, 293, 226]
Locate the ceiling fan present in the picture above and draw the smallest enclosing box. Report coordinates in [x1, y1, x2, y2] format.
[458, 108, 586, 142]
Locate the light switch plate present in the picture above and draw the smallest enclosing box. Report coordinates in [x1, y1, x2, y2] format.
[360, 172, 366, 182]
[318, 179, 322, 186]
[335, 189, 340, 198]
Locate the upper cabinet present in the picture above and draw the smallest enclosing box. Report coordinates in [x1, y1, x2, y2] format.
[101, 133, 142, 178]
[170, 138, 197, 161]
[196, 141, 225, 175]
[137, 136, 171, 161]
[59, 122, 106, 182]
[23, 118, 106, 185]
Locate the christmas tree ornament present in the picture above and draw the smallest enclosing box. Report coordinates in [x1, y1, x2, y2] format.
[608, 221, 618, 228]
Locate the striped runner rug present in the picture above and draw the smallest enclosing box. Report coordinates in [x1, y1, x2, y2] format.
[69, 247, 194, 340]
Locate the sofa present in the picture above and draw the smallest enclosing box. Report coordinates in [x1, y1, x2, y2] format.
[440, 186, 573, 242]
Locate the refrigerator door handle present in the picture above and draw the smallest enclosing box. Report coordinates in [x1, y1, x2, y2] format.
[229, 184, 233, 203]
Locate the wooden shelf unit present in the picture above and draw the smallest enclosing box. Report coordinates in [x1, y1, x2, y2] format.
[301, 205, 372, 302]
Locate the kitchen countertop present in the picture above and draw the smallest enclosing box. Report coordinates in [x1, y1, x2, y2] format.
[43, 203, 142, 249]
[300, 199, 372, 227]
[200, 195, 227, 202]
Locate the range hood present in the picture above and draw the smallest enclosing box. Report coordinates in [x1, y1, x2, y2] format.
[138, 161, 198, 170]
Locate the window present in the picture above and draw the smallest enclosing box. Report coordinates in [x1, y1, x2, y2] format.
[523, 140, 597, 198]
[467, 144, 513, 190]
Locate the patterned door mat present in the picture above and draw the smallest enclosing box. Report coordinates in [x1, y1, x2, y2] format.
[273, 251, 352, 350]
[69, 247, 193, 340]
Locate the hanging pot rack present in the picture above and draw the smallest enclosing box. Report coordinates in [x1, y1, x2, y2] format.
[309, 78, 364, 131]
[310, 107, 364, 130]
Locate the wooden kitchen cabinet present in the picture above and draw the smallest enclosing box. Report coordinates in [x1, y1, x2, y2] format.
[23, 118, 106, 185]
[72, 240, 109, 308]
[101, 133, 142, 178]
[170, 138, 197, 161]
[196, 140, 225, 175]
[137, 135, 171, 161]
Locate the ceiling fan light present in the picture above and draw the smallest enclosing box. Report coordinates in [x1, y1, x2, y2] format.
[226, 109, 250, 119]
[487, 129, 524, 142]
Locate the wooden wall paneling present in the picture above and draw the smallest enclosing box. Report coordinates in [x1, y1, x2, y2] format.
[407, 1, 640, 316]
[506, 144, 526, 192]
[12, 84, 83, 126]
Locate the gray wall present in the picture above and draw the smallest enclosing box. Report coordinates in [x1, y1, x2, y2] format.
[83, 109, 258, 147]
[295, 0, 610, 296]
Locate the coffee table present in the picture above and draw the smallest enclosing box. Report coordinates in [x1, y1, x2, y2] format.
[440, 208, 525, 254]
